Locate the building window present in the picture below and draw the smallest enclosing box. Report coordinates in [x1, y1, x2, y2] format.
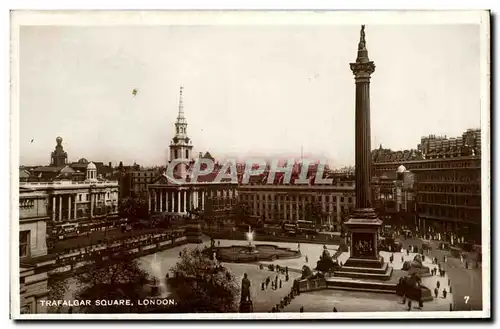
[186, 150, 189, 158]
[20, 230, 30, 258]
[19, 199, 34, 209]
[79, 195, 82, 202]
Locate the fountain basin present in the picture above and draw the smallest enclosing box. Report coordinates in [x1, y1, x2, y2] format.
[205, 244, 301, 263]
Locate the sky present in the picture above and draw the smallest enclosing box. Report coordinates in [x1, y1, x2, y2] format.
[18, 24, 481, 167]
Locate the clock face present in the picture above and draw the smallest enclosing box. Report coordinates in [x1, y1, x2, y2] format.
[173, 137, 179, 143]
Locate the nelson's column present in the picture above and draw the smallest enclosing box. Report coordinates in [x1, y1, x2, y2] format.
[337, 25, 393, 280]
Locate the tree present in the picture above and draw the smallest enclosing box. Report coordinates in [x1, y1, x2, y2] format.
[74, 252, 152, 313]
[234, 202, 253, 226]
[118, 196, 149, 223]
[305, 201, 325, 228]
[202, 199, 216, 230]
[47, 275, 69, 313]
[168, 248, 238, 313]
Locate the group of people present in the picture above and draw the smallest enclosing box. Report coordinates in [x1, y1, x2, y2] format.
[270, 277, 300, 313]
[261, 265, 289, 291]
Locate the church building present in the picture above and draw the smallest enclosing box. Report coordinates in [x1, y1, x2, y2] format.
[147, 87, 238, 218]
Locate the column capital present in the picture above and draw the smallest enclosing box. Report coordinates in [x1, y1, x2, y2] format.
[350, 61, 375, 79]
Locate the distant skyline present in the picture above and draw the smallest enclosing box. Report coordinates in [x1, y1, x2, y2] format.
[19, 24, 481, 167]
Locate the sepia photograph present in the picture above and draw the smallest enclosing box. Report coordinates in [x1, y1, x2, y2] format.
[10, 10, 490, 320]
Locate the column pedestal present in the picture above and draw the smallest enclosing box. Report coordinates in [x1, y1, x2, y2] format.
[336, 208, 393, 280]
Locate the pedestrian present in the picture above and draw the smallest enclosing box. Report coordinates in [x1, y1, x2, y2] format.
[300, 306, 304, 313]
[434, 287, 438, 298]
[419, 299, 423, 309]
[305, 255, 308, 263]
[443, 289, 447, 299]
[407, 300, 412, 311]
[402, 294, 406, 304]
[437, 281, 440, 289]
[279, 279, 282, 289]
[465, 261, 468, 269]
[262, 282, 265, 290]
[333, 307, 338, 312]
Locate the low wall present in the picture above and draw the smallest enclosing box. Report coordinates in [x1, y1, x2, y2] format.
[47, 236, 189, 278]
[205, 231, 340, 246]
[298, 278, 327, 293]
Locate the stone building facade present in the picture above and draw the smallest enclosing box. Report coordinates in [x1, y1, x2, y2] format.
[372, 129, 482, 242]
[238, 183, 355, 231]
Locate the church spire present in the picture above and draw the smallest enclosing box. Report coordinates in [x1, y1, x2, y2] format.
[177, 85, 185, 120]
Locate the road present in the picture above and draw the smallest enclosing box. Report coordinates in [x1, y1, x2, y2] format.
[400, 236, 483, 311]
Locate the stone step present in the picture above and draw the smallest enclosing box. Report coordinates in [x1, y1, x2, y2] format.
[328, 285, 396, 294]
[326, 278, 397, 293]
[338, 263, 389, 275]
[334, 266, 394, 281]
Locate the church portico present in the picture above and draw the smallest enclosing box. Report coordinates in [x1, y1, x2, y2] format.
[148, 182, 237, 217]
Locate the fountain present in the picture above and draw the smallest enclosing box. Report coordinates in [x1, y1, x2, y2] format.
[149, 253, 168, 297]
[203, 225, 300, 263]
[244, 225, 258, 254]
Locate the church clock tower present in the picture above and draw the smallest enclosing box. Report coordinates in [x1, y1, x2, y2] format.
[169, 86, 193, 178]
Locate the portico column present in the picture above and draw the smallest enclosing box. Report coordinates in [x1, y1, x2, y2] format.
[177, 191, 181, 213]
[58, 196, 63, 221]
[289, 199, 293, 222]
[148, 191, 152, 212]
[52, 196, 56, 221]
[90, 194, 94, 218]
[171, 191, 174, 212]
[68, 196, 71, 220]
[183, 191, 187, 213]
[277, 195, 281, 221]
[73, 195, 77, 219]
[201, 191, 205, 210]
[295, 195, 300, 220]
[160, 190, 163, 212]
[284, 198, 287, 221]
[166, 190, 169, 212]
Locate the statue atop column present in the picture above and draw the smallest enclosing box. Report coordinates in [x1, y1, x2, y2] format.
[358, 25, 366, 50]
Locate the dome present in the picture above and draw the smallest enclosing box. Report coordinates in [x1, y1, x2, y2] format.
[56, 136, 63, 145]
[86, 162, 97, 170]
[78, 158, 88, 164]
[396, 165, 406, 173]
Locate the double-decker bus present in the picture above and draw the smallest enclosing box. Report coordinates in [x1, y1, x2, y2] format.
[297, 220, 318, 234]
[281, 221, 298, 235]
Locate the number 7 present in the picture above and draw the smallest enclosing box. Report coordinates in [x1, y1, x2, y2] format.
[464, 296, 470, 304]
